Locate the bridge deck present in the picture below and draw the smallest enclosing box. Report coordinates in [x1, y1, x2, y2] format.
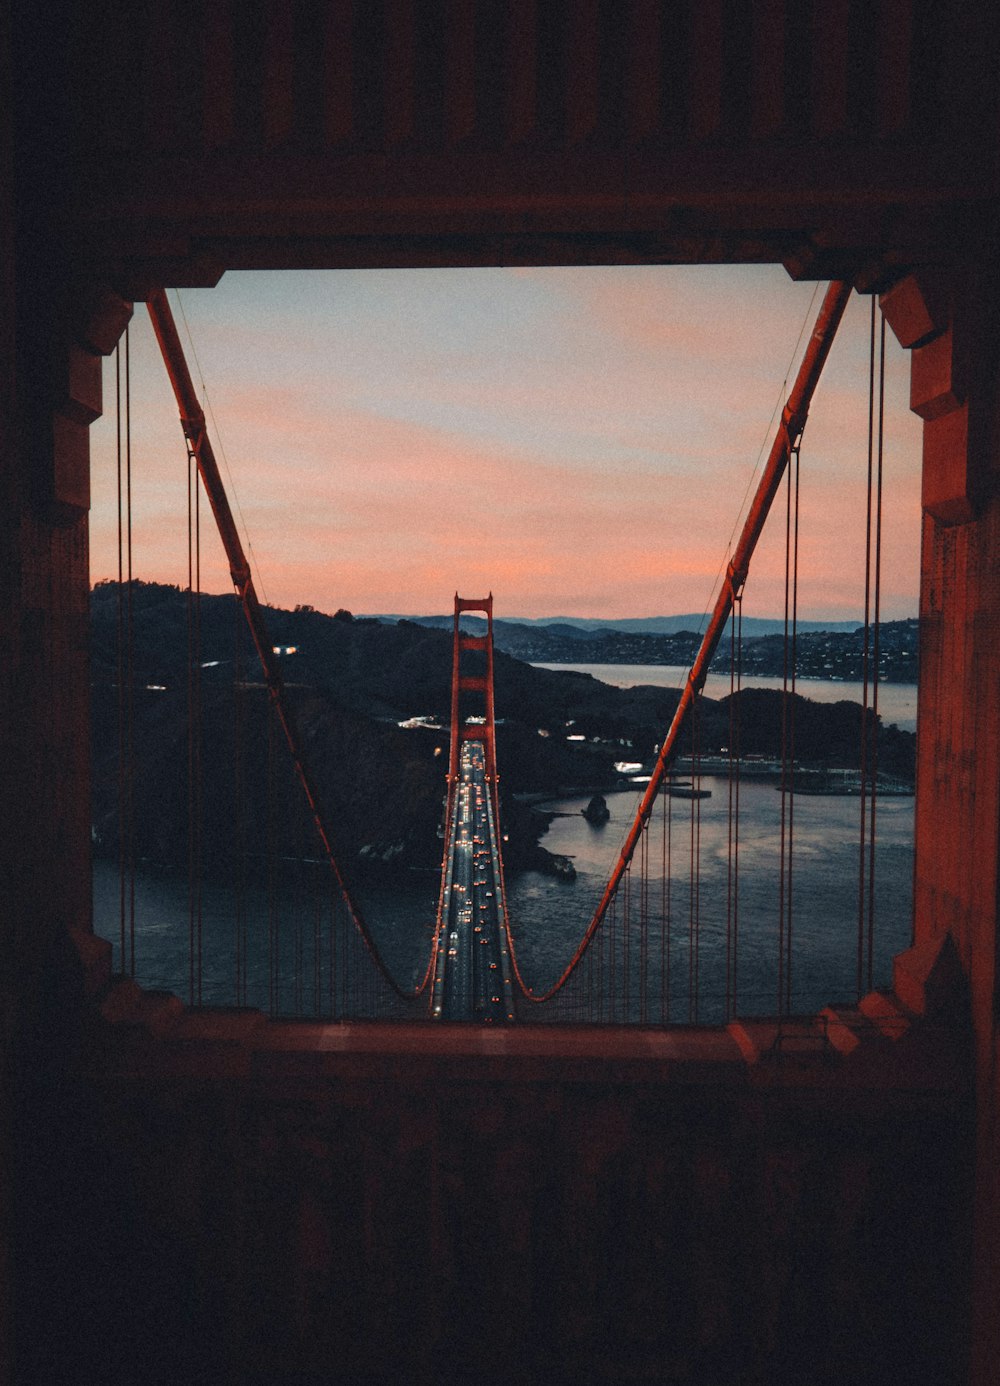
[431, 740, 515, 1021]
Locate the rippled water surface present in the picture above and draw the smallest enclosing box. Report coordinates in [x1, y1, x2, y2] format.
[95, 775, 912, 1025]
[506, 780, 913, 1024]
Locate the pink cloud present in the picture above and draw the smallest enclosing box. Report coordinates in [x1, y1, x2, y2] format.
[88, 272, 923, 622]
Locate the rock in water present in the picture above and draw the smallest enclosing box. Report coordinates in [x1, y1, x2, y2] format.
[582, 794, 610, 826]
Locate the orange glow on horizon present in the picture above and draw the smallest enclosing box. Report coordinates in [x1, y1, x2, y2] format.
[88, 268, 922, 624]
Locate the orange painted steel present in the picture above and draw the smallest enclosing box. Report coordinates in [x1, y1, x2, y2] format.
[433, 593, 515, 1012]
[522, 279, 853, 1003]
[146, 289, 434, 1001]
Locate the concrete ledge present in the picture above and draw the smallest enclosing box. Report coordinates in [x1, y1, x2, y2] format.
[859, 989, 912, 1039]
[84, 987, 969, 1104]
[893, 931, 966, 1017]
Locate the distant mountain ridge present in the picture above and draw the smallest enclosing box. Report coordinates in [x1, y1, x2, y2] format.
[371, 612, 919, 682]
[371, 613, 878, 638]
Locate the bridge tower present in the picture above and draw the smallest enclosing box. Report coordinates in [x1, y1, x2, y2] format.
[447, 594, 498, 792]
[433, 593, 514, 1022]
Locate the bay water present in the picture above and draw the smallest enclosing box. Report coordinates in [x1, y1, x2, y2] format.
[94, 774, 913, 1025]
[532, 663, 919, 732]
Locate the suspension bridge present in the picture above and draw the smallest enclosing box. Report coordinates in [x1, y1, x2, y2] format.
[7, 8, 997, 1380]
[97, 277, 907, 1037]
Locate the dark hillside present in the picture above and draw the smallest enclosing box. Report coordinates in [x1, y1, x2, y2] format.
[90, 583, 913, 879]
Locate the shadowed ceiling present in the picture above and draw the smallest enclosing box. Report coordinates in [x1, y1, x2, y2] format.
[14, 1, 1000, 291]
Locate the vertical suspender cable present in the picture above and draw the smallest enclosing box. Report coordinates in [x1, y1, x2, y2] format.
[667, 781, 673, 1021]
[586, 928, 594, 1022]
[726, 616, 734, 1021]
[527, 283, 851, 1004]
[314, 871, 322, 1018]
[777, 444, 801, 1020]
[194, 444, 203, 1003]
[125, 327, 136, 979]
[597, 895, 604, 1022]
[295, 887, 304, 1017]
[660, 788, 667, 1023]
[694, 705, 702, 1021]
[233, 601, 247, 1005]
[342, 895, 349, 1019]
[725, 601, 736, 1014]
[726, 598, 743, 1021]
[187, 435, 196, 1005]
[183, 439, 204, 1005]
[688, 700, 699, 1022]
[332, 892, 339, 1020]
[665, 778, 673, 1022]
[609, 891, 617, 1022]
[867, 312, 887, 994]
[623, 862, 631, 1020]
[294, 794, 305, 1016]
[113, 329, 136, 979]
[115, 340, 126, 975]
[147, 289, 428, 1001]
[786, 445, 801, 1015]
[341, 892, 349, 1018]
[640, 823, 649, 1024]
[688, 716, 695, 1020]
[858, 297, 877, 999]
[267, 700, 276, 1014]
[778, 462, 792, 1018]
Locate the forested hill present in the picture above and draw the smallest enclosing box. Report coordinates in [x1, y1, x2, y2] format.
[90, 582, 913, 876]
[89, 581, 674, 873]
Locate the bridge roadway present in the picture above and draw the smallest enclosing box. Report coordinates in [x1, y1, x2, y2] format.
[431, 740, 515, 1021]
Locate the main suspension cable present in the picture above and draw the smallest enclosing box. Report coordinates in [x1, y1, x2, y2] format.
[146, 289, 431, 1002]
[512, 281, 852, 1005]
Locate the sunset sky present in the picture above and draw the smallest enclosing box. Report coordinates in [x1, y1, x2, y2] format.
[88, 265, 922, 623]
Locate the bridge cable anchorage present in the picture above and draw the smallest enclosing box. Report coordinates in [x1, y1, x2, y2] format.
[145, 288, 434, 1003]
[514, 279, 851, 1005]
